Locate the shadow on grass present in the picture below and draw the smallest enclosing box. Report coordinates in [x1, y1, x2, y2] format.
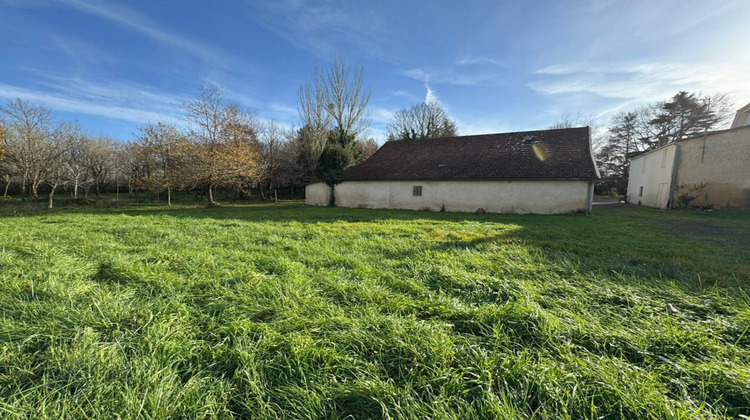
[13, 200, 592, 225]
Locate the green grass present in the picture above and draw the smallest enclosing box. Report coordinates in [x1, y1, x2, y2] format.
[1, 201, 749, 419]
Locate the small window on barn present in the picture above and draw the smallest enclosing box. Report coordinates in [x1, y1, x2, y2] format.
[413, 186, 423, 197]
[639, 186, 643, 197]
[642, 156, 647, 172]
[661, 149, 668, 168]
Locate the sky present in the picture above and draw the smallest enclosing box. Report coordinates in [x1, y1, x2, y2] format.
[1, 0, 749, 143]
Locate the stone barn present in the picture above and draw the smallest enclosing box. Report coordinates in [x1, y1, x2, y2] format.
[306, 127, 600, 214]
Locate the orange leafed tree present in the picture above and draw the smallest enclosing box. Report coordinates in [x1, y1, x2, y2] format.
[183, 87, 265, 205]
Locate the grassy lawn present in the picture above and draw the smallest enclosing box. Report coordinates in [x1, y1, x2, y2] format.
[1, 201, 749, 419]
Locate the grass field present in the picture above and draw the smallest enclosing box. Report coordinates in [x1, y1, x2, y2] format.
[1, 200, 749, 419]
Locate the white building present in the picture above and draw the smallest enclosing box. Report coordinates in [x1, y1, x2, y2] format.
[731, 102, 750, 128]
[626, 125, 750, 209]
[306, 127, 600, 214]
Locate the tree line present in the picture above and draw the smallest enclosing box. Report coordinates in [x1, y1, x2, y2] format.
[5, 55, 724, 205]
[0, 56, 458, 208]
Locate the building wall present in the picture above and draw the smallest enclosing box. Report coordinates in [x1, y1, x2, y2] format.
[626, 145, 677, 209]
[731, 104, 750, 128]
[307, 179, 593, 214]
[674, 128, 750, 208]
[305, 182, 331, 206]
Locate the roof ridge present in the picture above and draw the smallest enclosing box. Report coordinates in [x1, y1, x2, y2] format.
[382, 126, 590, 144]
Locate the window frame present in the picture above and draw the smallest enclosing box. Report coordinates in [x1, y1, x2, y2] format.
[412, 185, 423, 197]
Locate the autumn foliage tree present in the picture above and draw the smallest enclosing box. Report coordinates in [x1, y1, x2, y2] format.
[182, 86, 265, 205]
[131, 122, 187, 205]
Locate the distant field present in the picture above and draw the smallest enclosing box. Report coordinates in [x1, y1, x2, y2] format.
[1, 201, 748, 419]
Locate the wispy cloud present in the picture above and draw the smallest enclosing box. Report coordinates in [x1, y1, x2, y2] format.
[52, 0, 229, 66]
[384, 89, 417, 101]
[258, 103, 299, 127]
[424, 82, 439, 104]
[370, 106, 395, 125]
[403, 65, 504, 87]
[244, 0, 387, 59]
[0, 73, 187, 127]
[529, 62, 750, 105]
[457, 56, 506, 67]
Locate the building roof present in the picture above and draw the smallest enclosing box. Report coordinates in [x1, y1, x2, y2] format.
[731, 101, 750, 128]
[343, 127, 599, 181]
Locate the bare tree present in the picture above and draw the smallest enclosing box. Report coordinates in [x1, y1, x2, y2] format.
[0, 125, 14, 197]
[67, 134, 95, 200]
[85, 137, 117, 197]
[296, 55, 371, 180]
[323, 54, 371, 138]
[260, 120, 289, 197]
[298, 69, 330, 165]
[110, 141, 131, 200]
[43, 122, 79, 208]
[0, 98, 59, 197]
[386, 101, 457, 141]
[132, 123, 185, 205]
[547, 113, 595, 130]
[0, 126, 8, 160]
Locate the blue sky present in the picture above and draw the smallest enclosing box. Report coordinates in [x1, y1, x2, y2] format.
[1, 0, 749, 142]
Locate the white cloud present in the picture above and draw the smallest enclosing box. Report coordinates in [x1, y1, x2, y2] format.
[244, 0, 387, 60]
[0, 75, 187, 127]
[424, 82, 439, 104]
[53, 0, 230, 66]
[457, 56, 506, 67]
[402, 66, 503, 87]
[529, 61, 750, 110]
[370, 106, 395, 125]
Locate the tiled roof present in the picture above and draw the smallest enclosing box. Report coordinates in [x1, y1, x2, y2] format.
[343, 127, 599, 181]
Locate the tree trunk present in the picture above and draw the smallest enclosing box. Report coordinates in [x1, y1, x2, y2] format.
[3, 177, 10, 197]
[167, 187, 172, 206]
[21, 173, 27, 196]
[48, 183, 58, 209]
[31, 181, 39, 198]
[208, 184, 216, 206]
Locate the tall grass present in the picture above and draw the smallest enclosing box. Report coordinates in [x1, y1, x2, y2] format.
[0, 202, 748, 418]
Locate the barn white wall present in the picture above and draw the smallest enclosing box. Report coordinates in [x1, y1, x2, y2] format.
[305, 182, 331, 206]
[626, 145, 677, 209]
[308, 180, 592, 214]
[674, 128, 750, 208]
